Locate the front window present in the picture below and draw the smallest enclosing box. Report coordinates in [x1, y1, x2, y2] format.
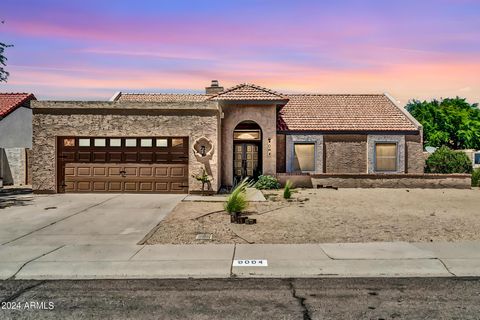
[293, 143, 315, 172]
[110, 138, 121, 147]
[234, 130, 261, 140]
[172, 138, 184, 148]
[63, 138, 75, 147]
[94, 138, 106, 147]
[78, 138, 91, 147]
[125, 139, 137, 147]
[140, 139, 153, 147]
[375, 143, 397, 171]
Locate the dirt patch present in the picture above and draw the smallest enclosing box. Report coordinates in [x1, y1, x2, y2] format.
[144, 188, 480, 244]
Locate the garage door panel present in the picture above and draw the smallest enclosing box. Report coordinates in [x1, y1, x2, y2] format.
[139, 167, 153, 176]
[124, 152, 137, 162]
[155, 182, 169, 191]
[77, 181, 91, 191]
[65, 167, 75, 176]
[124, 167, 137, 176]
[108, 152, 122, 162]
[139, 152, 154, 162]
[155, 167, 168, 177]
[93, 181, 107, 191]
[108, 181, 122, 192]
[78, 152, 91, 162]
[93, 152, 107, 162]
[139, 182, 154, 191]
[77, 167, 92, 176]
[93, 167, 106, 176]
[171, 182, 187, 192]
[170, 166, 186, 177]
[124, 182, 138, 192]
[108, 167, 121, 176]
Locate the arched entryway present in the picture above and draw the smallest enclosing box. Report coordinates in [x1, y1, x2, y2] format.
[233, 121, 262, 184]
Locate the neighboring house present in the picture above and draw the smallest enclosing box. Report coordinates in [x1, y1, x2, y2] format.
[31, 81, 423, 194]
[0, 93, 36, 186]
[460, 149, 480, 169]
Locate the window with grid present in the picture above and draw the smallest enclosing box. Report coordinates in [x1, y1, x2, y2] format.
[375, 143, 397, 171]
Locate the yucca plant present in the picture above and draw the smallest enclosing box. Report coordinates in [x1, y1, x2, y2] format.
[283, 180, 293, 199]
[224, 178, 251, 222]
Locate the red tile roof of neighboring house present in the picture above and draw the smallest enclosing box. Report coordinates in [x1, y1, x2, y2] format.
[278, 94, 418, 132]
[116, 93, 207, 102]
[0, 93, 36, 118]
[207, 83, 288, 101]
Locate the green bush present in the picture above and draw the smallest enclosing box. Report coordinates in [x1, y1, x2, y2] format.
[425, 146, 473, 174]
[254, 175, 280, 190]
[224, 178, 250, 214]
[283, 180, 293, 199]
[472, 168, 480, 187]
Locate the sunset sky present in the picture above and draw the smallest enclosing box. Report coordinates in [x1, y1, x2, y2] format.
[1, 0, 479, 104]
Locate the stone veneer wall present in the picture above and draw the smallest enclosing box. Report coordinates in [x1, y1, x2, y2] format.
[32, 102, 220, 193]
[311, 174, 471, 189]
[324, 135, 367, 173]
[285, 134, 324, 174]
[367, 134, 405, 173]
[406, 134, 424, 173]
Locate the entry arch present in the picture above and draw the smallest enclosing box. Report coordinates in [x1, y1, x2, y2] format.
[233, 120, 263, 183]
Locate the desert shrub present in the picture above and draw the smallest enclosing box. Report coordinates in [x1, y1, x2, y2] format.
[224, 178, 250, 214]
[472, 168, 480, 187]
[283, 180, 293, 199]
[254, 175, 280, 190]
[425, 146, 473, 174]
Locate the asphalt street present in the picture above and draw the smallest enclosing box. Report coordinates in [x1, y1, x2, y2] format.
[1, 278, 479, 319]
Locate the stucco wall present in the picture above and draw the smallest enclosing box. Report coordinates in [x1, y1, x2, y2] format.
[0, 147, 26, 185]
[0, 106, 32, 148]
[32, 101, 220, 193]
[220, 103, 277, 187]
[324, 135, 367, 173]
[285, 134, 324, 174]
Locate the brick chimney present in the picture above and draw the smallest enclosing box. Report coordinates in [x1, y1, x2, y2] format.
[205, 80, 224, 95]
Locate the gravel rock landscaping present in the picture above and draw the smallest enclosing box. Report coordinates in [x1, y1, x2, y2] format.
[143, 188, 480, 244]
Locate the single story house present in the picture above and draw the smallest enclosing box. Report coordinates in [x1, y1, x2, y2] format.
[31, 81, 423, 194]
[0, 93, 36, 187]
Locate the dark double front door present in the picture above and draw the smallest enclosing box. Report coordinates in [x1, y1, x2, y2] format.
[234, 142, 260, 180]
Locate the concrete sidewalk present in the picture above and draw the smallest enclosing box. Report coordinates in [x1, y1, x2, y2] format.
[1, 241, 479, 280]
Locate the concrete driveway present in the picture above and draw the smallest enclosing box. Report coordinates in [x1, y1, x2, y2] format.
[0, 193, 184, 245]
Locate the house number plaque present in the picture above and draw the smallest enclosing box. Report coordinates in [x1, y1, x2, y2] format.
[233, 259, 268, 267]
[267, 138, 272, 157]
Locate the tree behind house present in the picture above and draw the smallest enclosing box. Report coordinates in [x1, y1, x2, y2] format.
[406, 98, 480, 150]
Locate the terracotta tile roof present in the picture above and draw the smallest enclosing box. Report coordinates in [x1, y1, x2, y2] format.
[207, 83, 288, 101]
[278, 94, 418, 132]
[0, 93, 36, 118]
[116, 93, 207, 102]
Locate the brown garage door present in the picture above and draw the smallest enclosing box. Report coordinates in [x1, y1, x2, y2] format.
[64, 163, 188, 193]
[57, 137, 189, 193]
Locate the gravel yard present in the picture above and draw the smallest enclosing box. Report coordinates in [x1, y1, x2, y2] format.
[143, 188, 480, 244]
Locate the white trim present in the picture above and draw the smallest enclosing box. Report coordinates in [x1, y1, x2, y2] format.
[109, 91, 122, 102]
